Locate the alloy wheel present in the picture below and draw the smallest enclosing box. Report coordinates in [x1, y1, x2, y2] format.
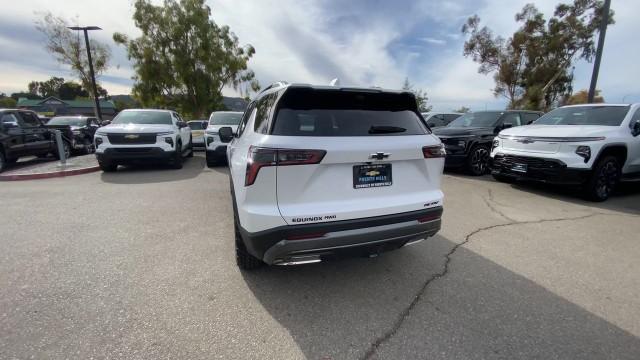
[595, 161, 618, 199]
[471, 147, 489, 174]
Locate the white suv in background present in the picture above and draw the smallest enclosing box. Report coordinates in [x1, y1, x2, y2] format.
[94, 109, 193, 172]
[491, 104, 640, 201]
[204, 111, 243, 166]
[220, 82, 445, 269]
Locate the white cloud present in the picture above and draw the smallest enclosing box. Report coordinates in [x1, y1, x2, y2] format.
[420, 37, 446, 45]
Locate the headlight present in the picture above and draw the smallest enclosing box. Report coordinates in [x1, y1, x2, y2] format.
[575, 146, 591, 162]
[205, 131, 218, 136]
[157, 131, 175, 136]
[164, 137, 174, 147]
[72, 130, 81, 135]
[95, 132, 107, 136]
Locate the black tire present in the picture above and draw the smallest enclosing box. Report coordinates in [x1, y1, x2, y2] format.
[0, 151, 6, 173]
[206, 154, 219, 168]
[5, 157, 17, 164]
[170, 141, 183, 169]
[187, 136, 194, 158]
[584, 155, 620, 202]
[492, 173, 515, 183]
[54, 141, 71, 160]
[466, 145, 491, 176]
[232, 183, 263, 270]
[99, 161, 118, 172]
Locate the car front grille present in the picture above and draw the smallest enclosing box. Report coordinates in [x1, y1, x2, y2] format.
[494, 154, 565, 169]
[107, 133, 157, 145]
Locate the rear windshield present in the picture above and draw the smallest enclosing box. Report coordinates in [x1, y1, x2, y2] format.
[447, 112, 503, 128]
[271, 89, 427, 136]
[534, 106, 630, 126]
[209, 112, 242, 125]
[112, 111, 172, 125]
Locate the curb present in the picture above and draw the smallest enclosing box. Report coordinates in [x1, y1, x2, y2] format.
[0, 165, 101, 181]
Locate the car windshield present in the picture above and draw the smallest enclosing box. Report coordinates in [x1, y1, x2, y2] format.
[209, 113, 242, 125]
[47, 117, 86, 126]
[447, 112, 502, 128]
[534, 106, 630, 126]
[188, 122, 204, 130]
[112, 111, 172, 125]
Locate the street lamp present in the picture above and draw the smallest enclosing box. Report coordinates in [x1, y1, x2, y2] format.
[67, 26, 103, 120]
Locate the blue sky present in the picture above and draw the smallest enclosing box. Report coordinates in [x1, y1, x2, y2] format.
[1, 0, 639, 111]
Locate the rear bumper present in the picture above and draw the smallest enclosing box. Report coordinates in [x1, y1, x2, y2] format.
[96, 147, 175, 163]
[239, 207, 443, 265]
[491, 154, 591, 185]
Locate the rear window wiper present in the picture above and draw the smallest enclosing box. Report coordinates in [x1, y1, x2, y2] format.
[369, 126, 407, 134]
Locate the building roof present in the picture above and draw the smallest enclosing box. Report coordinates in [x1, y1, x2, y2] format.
[16, 96, 116, 109]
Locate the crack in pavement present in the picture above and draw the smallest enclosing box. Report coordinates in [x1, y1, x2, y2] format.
[361, 212, 604, 360]
[482, 189, 515, 222]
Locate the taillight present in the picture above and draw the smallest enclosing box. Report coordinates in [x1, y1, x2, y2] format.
[422, 144, 446, 158]
[245, 146, 326, 186]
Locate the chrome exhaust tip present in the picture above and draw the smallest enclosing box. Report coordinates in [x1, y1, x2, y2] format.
[274, 255, 322, 266]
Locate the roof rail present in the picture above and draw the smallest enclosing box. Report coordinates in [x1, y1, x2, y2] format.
[259, 81, 289, 94]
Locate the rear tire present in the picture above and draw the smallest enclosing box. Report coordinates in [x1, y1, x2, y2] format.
[170, 141, 183, 169]
[206, 155, 219, 168]
[584, 155, 620, 202]
[466, 145, 490, 176]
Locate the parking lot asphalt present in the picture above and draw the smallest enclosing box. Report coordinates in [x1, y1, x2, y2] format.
[1, 153, 639, 360]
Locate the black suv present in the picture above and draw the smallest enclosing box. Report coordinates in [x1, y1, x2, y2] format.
[0, 109, 72, 172]
[432, 110, 542, 175]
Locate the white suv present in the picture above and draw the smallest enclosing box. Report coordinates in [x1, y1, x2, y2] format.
[204, 111, 243, 166]
[94, 109, 193, 172]
[220, 82, 445, 269]
[491, 103, 640, 201]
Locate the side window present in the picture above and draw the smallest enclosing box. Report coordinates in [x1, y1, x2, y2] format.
[444, 114, 461, 123]
[1, 113, 20, 128]
[254, 92, 278, 134]
[18, 112, 41, 127]
[501, 113, 522, 127]
[237, 102, 255, 138]
[631, 108, 640, 123]
[522, 112, 540, 125]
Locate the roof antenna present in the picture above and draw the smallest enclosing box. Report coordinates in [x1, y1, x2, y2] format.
[330, 78, 340, 86]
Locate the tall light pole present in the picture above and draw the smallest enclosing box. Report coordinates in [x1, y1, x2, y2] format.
[68, 26, 103, 120]
[587, 0, 611, 103]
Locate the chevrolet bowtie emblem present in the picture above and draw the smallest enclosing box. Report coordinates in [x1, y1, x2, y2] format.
[516, 138, 535, 144]
[124, 134, 140, 139]
[365, 170, 380, 176]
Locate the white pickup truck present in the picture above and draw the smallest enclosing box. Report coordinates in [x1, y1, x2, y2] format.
[491, 103, 640, 201]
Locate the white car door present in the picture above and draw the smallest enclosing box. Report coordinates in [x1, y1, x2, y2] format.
[228, 104, 256, 192]
[173, 112, 190, 145]
[627, 107, 640, 173]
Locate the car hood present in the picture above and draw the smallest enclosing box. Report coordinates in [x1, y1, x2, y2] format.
[206, 124, 239, 133]
[500, 125, 617, 138]
[98, 123, 175, 134]
[433, 127, 494, 137]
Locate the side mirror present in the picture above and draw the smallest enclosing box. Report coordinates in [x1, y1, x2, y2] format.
[632, 120, 640, 137]
[502, 123, 513, 129]
[218, 126, 234, 143]
[100, 120, 111, 126]
[177, 121, 188, 128]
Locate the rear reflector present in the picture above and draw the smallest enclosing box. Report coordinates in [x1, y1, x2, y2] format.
[285, 232, 327, 240]
[417, 214, 441, 223]
[422, 144, 446, 158]
[245, 146, 326, 186]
